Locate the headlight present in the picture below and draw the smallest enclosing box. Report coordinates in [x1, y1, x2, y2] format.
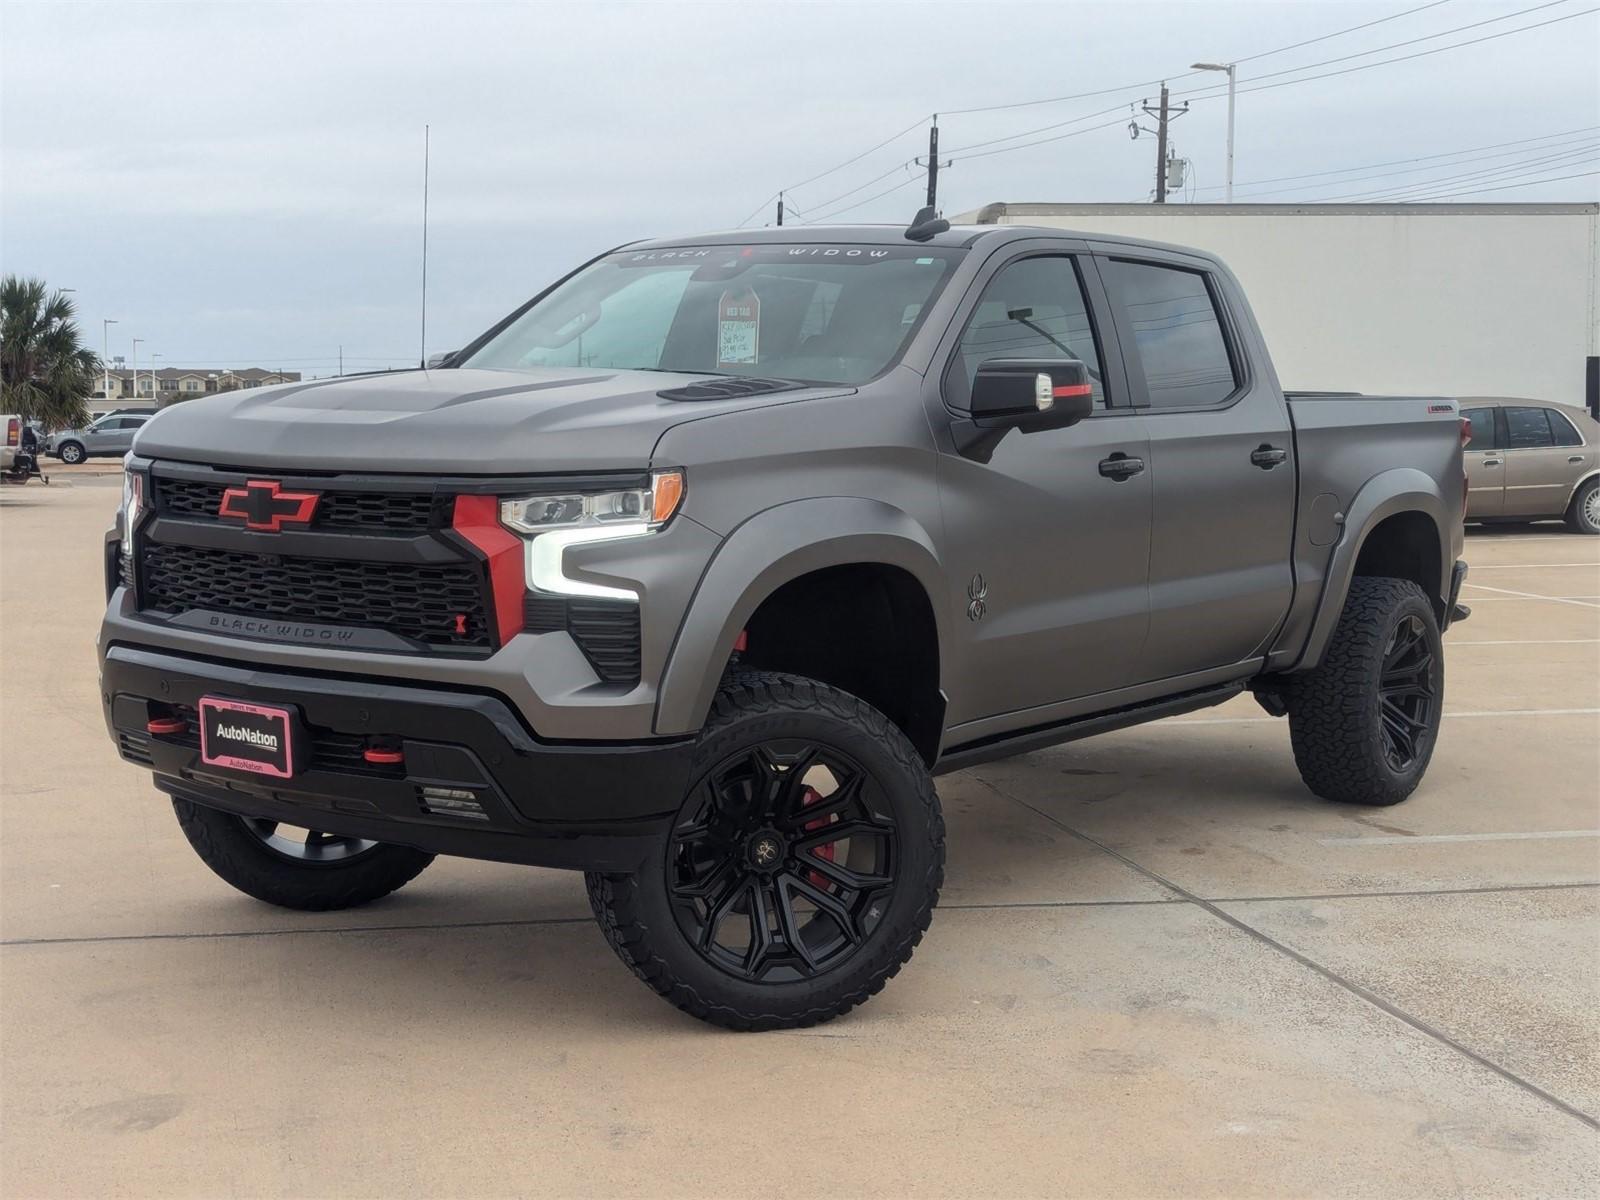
[120, 465, 145, 565]
[498, 469, 683, 601]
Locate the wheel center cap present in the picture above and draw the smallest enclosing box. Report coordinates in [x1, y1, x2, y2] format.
[747, 831, 785, 872]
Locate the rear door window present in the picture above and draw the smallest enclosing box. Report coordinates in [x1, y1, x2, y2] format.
[1461, 407, 1499, 450]
[1100, 259, 1238, 409]
[1547, 409, 1584, 447]
[1505, 406, 1555, 449]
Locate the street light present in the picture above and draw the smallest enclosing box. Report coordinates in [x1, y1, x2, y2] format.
[151, 354, 164, 404]
[1191, 62, 1236, 203]
[102, 319, 118, 398]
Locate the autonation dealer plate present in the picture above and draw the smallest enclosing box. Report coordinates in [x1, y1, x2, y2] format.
[198, 697, 304, 778]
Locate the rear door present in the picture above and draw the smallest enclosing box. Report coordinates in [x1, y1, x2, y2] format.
[1461, 404, 1505, 517]
[1503, 406, 1579, 517]
[1095, 253, 1296, 680]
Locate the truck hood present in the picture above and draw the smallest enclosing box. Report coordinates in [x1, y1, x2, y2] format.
[131, 367, 849, 475]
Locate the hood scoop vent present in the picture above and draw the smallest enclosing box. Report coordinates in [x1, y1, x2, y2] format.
[657, 377, 802, 402]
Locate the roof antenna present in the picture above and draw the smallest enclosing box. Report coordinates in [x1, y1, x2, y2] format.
[905, 205, 949, 243]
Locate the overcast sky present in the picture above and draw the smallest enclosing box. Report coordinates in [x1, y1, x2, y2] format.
[3, 0, 1596, 376]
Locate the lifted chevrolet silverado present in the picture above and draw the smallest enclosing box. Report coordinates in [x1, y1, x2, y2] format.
[101, 216, 1469, 1029]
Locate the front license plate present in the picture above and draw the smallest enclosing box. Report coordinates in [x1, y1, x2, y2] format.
[198, 696, 303, 778]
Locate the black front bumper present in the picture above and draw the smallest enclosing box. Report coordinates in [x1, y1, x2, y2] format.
[101, 645, 691, 871]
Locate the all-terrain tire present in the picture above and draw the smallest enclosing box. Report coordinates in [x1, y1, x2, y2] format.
[57, 441, 85, 465]
[1566, 477, 1599, 535]
[172, 797, 434, 910]
[586, 671, 944, 1031]
[1287, 577, 1444, 806]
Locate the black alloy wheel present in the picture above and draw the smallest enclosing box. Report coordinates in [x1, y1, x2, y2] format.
[586, 671, 943, 1030]
[1376, 613, 1437, 772]
[667, 739, 897, 984]
[238, 817, 381, 864]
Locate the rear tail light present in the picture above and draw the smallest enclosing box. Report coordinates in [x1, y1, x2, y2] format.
[5, 418, 18, 448]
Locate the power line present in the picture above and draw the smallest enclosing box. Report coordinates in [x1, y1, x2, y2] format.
[1175, 0, 1579, 99]
[1395, 168, 1600, 201]
[1230, 135, 1600, 200]
[801, 175, 924, 224]
[800, 158, 918, 217]
[1179, 6, 1599, 104]
[1192, 126, 1600, 191]
[1232, 0, 1457, 62]
[941, 0, 1457, 116]
[951, 115, 1132, 164]
[1310, 144, 1600, 201]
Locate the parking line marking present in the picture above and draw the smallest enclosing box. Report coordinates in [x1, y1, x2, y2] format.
[1461, 582, 1600, 608]
[1467, 563, 1600, 569]
[1319, 830, 1600, 846]
[1168, 707, 1600, 725]
[1447, 638, 1600, 645]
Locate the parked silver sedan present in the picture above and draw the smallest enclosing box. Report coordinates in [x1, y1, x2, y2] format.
[1461, 397, 1600, 535]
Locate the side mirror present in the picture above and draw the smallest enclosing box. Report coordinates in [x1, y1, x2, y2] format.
[425, 350, 457, 369]
[952, 358, 1094, 461]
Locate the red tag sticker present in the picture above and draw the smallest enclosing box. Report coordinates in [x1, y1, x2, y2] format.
[717, 288, 760, 367]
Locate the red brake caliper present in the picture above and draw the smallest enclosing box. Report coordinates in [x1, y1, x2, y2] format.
[800, 785, 836, 889]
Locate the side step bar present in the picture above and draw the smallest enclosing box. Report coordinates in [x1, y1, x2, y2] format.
[934, 682, 1247, 776]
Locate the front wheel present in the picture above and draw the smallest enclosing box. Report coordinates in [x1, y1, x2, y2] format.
[1287, 577, 1444, 806]
[587, 671, 945, 1031]
[173, 797, 434, 910]
[56, 441, 85, 465]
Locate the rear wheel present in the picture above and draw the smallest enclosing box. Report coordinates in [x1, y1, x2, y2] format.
[173, 797, 434, 910]
[1287, 577, 1443, 806]
[57, 441, 85, 465]
[587, 671, 944, 1030]
[1567, 477, 1599, 535]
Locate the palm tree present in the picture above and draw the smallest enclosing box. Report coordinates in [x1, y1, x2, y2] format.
[1, 276, 99, 429]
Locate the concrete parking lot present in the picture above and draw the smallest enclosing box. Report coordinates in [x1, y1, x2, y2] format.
[2, 477, 1596, 1198]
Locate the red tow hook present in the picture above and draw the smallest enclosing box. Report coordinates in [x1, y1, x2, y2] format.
[146, 716, 187, 736]
[362, 745, 405, 766]
[800, 785, 837, 887]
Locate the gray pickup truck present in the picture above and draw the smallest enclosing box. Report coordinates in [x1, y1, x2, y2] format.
[100, 217, 1469, 1029]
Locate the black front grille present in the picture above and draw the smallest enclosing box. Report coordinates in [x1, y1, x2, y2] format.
[524, 594, 641, 684]
[140, 543, 490, 649]
[153, 474, 441, 533]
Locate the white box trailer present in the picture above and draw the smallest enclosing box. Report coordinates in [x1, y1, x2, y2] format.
[952, 202, 1600, 415]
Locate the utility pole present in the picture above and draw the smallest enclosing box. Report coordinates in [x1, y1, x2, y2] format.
[339, 345, 344, 377]
[1139, 84, 1189, 203]
[776, 192, 784, 226]
[915, 116, 953, 214]
[131, 338, 143, 402]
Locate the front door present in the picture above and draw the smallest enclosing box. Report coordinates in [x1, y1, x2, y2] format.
[1096, 254, 1296, 680]
[1461, 405, 1504, 517]
[935, 252, 1152, 725]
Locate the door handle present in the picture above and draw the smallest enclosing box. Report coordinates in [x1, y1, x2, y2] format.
[1098, 453, 1145, 481]
[1250, 444, 1288, 469]
[1570, 455, 1585, 464]
[1483, 459, 1502, 467]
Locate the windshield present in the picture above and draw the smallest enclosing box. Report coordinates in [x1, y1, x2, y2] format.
[462, 243, 964, 386]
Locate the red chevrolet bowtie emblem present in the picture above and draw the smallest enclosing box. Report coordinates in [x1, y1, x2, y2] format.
[217, 479, 320, 532]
